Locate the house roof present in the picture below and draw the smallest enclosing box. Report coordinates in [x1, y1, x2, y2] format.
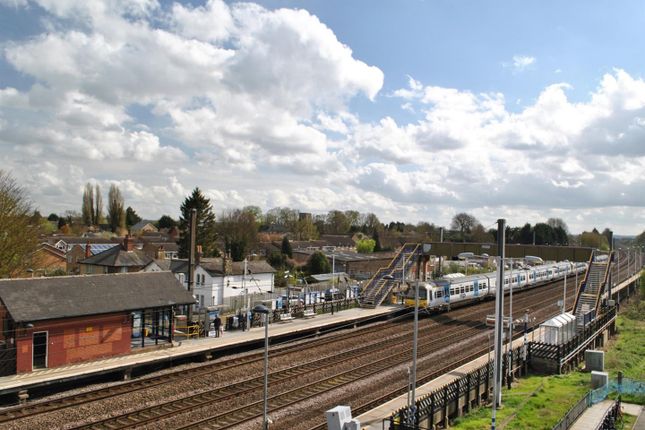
[143, 242, 179, 252]
[131, 220, 157, 232]
[80, 244, 152, 267]
[320, 235, 356, 248]
[0, 272, 195, 323]
[166, 258, 276, 276]
[148, 259, 172, 271]
[37, 243, 66, 259]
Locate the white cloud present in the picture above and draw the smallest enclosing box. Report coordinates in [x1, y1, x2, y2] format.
[501, 55, 536, 72]
[1, 1, 644, 234]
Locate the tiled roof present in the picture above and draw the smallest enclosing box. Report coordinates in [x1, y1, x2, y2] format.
[80, 245, 152, 267]
[167, 258, 276, 276]
[0, 272, 195, 322]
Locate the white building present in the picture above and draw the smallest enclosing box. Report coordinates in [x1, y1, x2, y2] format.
[144, 257, 275, 309]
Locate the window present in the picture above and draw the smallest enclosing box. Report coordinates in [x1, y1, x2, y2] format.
[435, 290, 443, 298]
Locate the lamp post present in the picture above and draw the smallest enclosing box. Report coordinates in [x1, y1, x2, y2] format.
[407, 254, 422, 427]
[254, 304, 270, 430]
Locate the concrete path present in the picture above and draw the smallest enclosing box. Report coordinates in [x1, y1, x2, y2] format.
[624, 403, 645, 430]
[570, 400, 614, 430]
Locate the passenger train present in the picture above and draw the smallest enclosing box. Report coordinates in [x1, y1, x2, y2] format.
[404, 261, 587, 310]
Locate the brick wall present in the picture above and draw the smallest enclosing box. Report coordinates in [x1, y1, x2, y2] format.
[15, 313, 131, 373]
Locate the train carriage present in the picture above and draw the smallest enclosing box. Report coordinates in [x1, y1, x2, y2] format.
[404, 260, 586, 311]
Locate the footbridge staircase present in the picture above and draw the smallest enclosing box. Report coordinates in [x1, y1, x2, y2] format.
[572, 251, 613, 331]
[359, 243, 421, 308]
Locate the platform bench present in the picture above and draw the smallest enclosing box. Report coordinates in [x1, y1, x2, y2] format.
[303, 309, 316, 319]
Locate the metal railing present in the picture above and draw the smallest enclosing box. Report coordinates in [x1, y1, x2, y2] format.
[552, 392, 591, 430]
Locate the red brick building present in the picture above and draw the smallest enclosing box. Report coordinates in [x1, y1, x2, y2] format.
[0, 272, 195, 374]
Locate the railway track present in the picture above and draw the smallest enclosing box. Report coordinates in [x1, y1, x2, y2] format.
[1, 262, 638, 430]
[69, 278, 581, 429]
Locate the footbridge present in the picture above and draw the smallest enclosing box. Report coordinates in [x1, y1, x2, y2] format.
[359, 243, 423, 308]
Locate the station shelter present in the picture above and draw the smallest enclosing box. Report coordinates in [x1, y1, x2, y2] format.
[0, 272, 195, 375]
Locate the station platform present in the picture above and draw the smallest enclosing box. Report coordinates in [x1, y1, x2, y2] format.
[0, 304, 402, 398]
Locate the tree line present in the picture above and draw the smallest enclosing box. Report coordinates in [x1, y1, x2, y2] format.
[2, 170, 641, 279]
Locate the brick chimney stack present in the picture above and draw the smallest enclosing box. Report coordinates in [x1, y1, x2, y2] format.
[196, 245, 202, 265]
[85, 243, 91, 258]
[123, 235, 135, 251]
[156, 246, 165, 260]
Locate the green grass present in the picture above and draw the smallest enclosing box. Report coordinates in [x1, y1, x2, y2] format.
[451, 274, 645, 428]
[451, 373, 589, 430]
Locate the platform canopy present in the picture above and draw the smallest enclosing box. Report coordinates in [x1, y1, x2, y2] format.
[0, 272, 196, 323]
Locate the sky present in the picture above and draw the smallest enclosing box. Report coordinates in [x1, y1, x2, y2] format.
[0, 0, 644, 235]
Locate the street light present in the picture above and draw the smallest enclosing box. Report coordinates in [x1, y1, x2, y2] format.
[254, 304, 270, 430]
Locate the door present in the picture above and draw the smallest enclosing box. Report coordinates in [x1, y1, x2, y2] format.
[32, 331, 48, 369]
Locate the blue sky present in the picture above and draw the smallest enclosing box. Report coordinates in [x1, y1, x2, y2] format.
[0, 0, 644, 234]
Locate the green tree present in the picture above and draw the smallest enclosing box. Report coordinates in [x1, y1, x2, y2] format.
[281, 236, 293, 258]
[534, 223, 555, 245]
[81, 182, 103, 226]
[305, 251, 331, 275]
[580, 230, 610, 250]
[47, 213, 59, 222]
[356, 238, 376, 253]
[81, 183, 94, 226]
[294, 216, 319, 240]
[125, 206, 142, 227]
[326, 210, 351, 234]
[107, 184, 125, 233]
[267, 251, 287, 270]
[158, 215, 177, 229]
[218, 207, 258, 261]
[519, 223, 533, 244]
[635, 230, 645, 246]
[93, 184, 103, 225]
[451, 212, 478, 242]
[0, 171, 39, 278]
[178, 188, 218, 258]
[372, 230, 383, 252]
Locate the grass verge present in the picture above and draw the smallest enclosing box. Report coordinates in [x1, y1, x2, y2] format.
[451, 272, 644, 428]
[451, 373, 589, 430]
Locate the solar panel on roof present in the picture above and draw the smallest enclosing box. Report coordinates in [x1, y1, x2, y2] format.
[90, 244, 119, 254]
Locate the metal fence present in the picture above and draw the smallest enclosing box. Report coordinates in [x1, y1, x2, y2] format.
[552, 392, 591, 430]
[390, 345, 526, 429]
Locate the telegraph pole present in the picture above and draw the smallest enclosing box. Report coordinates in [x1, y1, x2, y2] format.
[491, 218, 506, 430]
[608, 230, 613, 301]
[187, 208, 197, 324]
[407, 253, 423, 426]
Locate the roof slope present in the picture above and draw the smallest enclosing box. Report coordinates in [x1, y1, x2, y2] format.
[81, 245, 152, 267]
[167, 258, 275, 276]
[0, 272, 195, 322]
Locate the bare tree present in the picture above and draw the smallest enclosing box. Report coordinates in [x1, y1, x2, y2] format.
[0, 171, 38, 278]
[451, 212, 478, 242]
[107, 184, 125, 233]
[82, 182, 94, 226]
[94, 184, 103, 226]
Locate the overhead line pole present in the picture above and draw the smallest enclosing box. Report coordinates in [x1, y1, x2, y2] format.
[187, 208, 197, 324]
[491, 218, 506, 430]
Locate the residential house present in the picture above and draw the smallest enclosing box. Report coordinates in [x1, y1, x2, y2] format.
[130, 220, 158, 235]
[66, 243, 120, 274]
[143, 256, 275, 309]
[79, 236, 152, 274]
[27, 244, 67, 276]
